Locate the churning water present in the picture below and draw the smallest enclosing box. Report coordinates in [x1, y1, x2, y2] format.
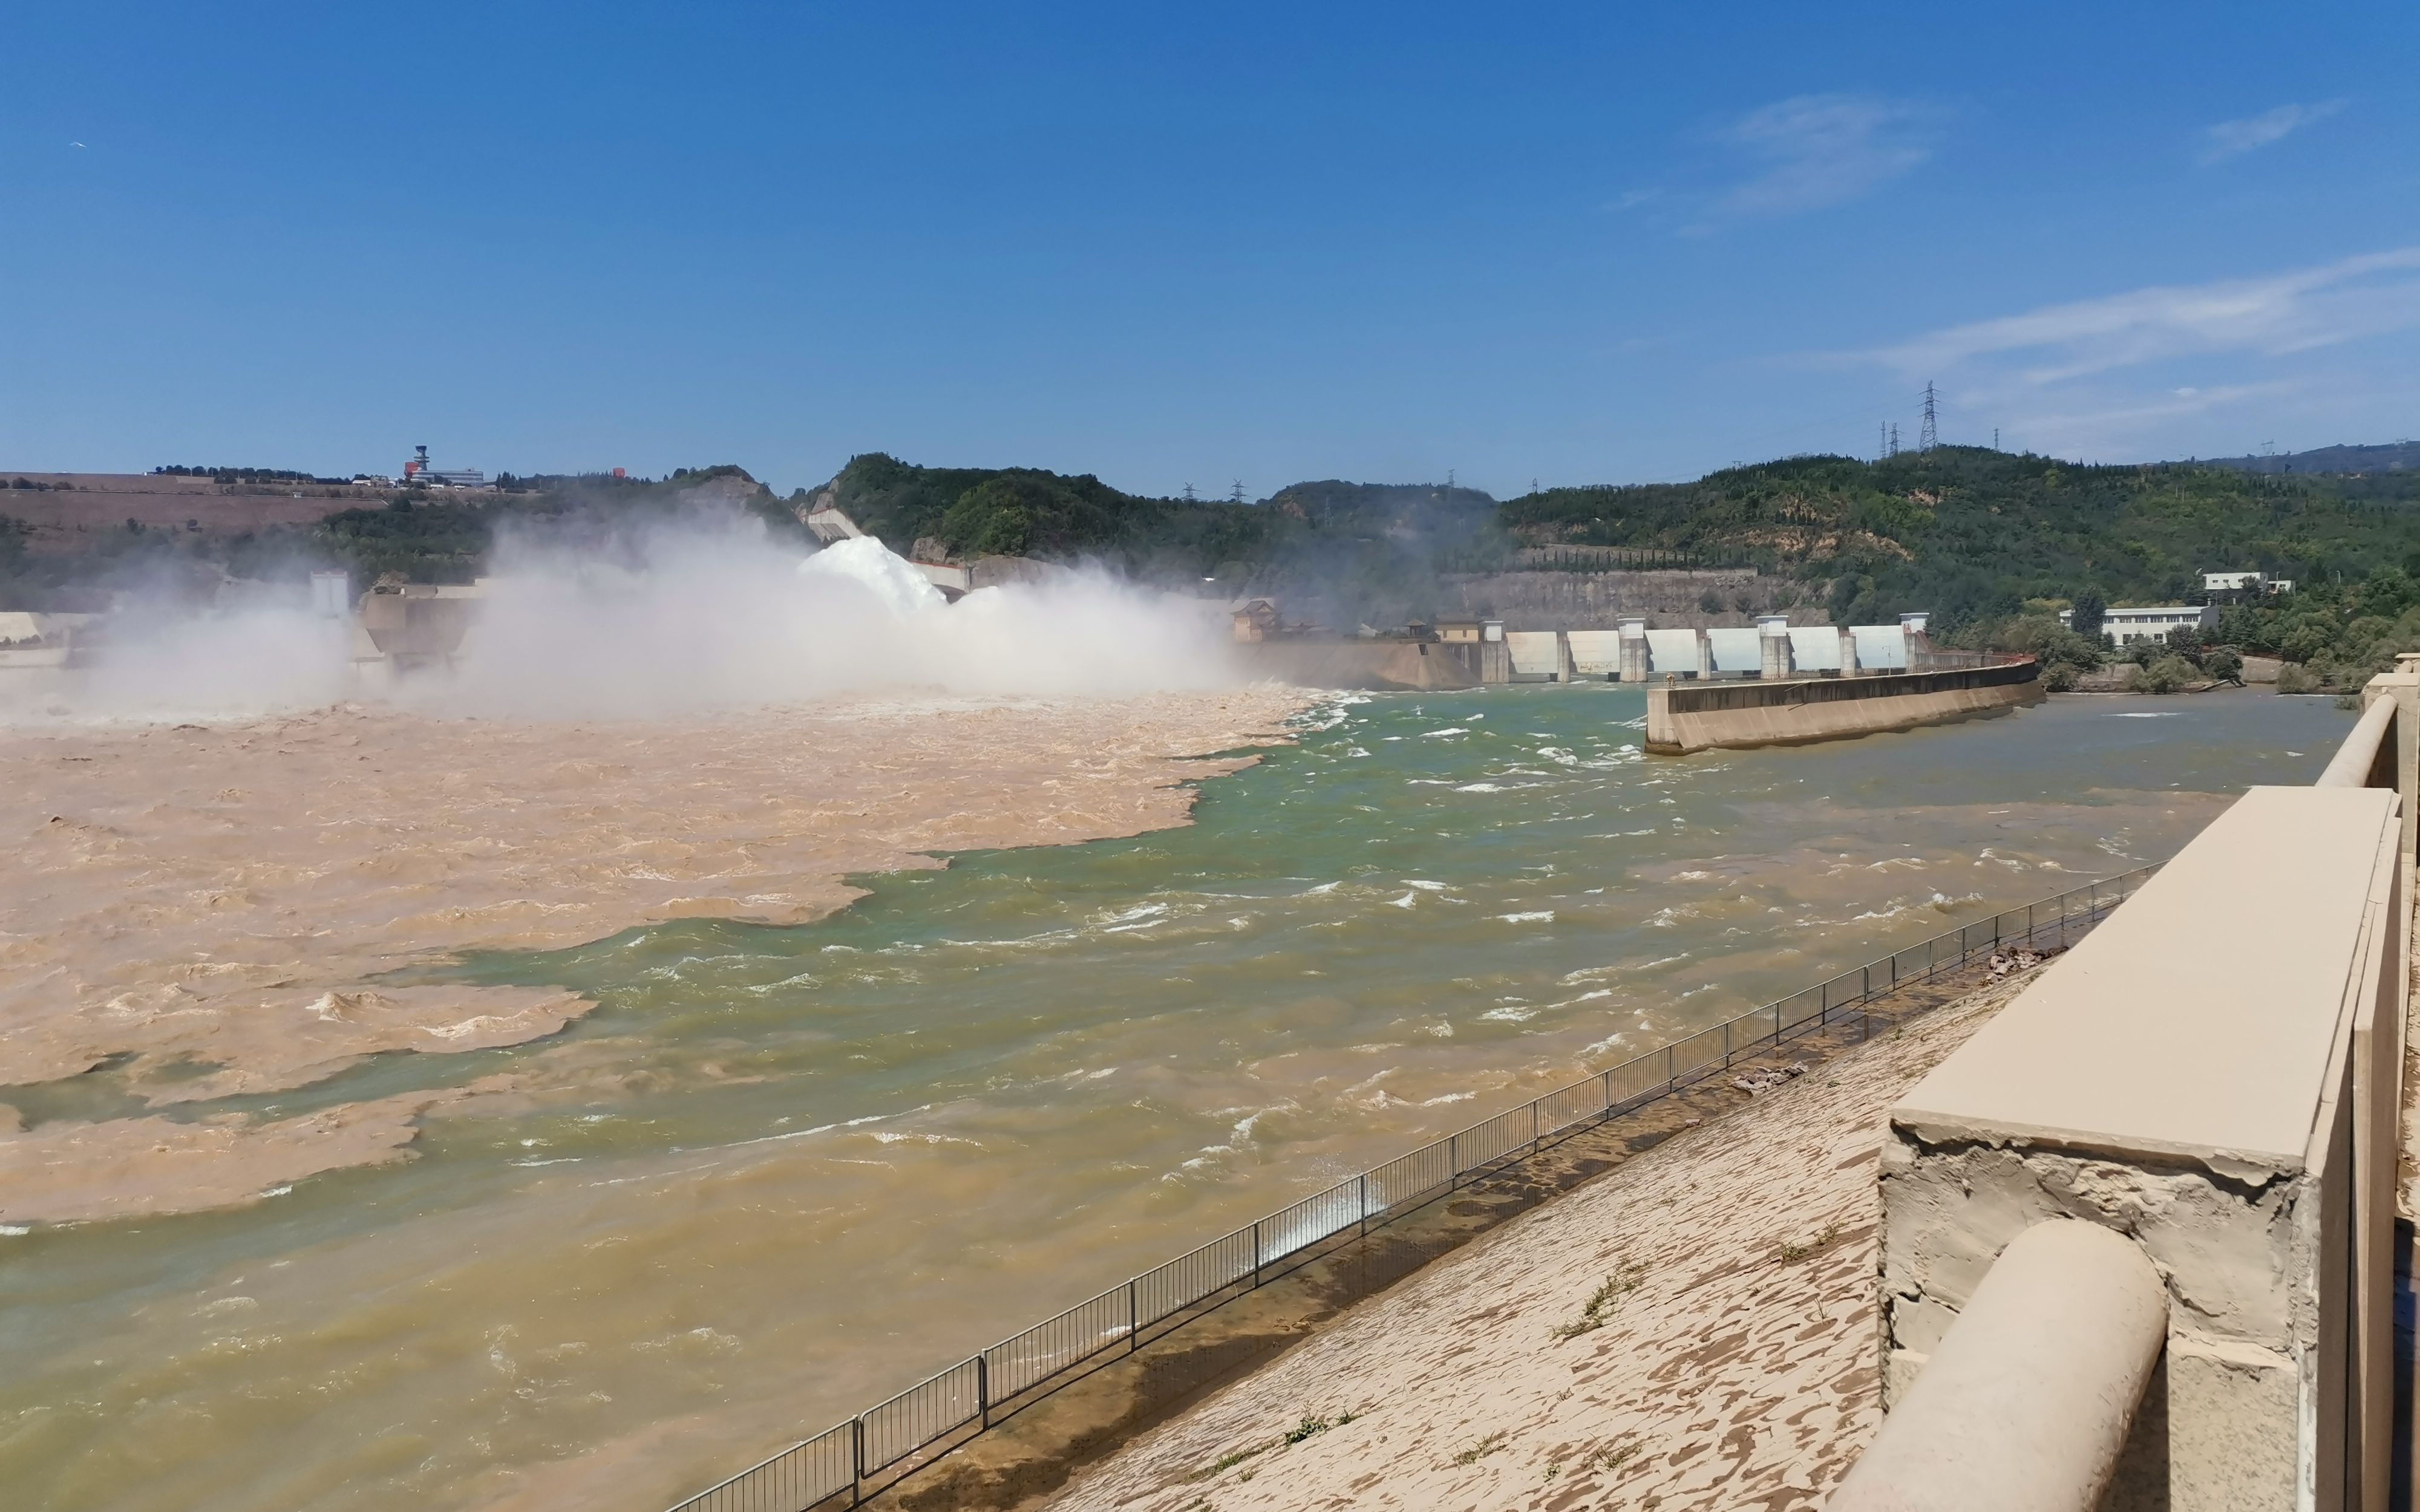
[0, 686, 2351, 1512]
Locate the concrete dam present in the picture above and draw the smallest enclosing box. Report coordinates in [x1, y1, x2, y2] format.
[1244, 611, 2043, 753]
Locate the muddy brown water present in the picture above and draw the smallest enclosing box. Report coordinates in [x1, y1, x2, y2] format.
[0, 686, 2350, 1512]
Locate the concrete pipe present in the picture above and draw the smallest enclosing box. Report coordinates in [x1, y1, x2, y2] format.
[1828, 1220, 2167, 1512]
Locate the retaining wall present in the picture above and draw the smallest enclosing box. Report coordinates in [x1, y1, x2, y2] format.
[1646, 660, 2042, 754]
[1238, 638, 1503, 691]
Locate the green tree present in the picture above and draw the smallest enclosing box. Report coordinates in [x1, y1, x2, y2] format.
[2067, 588, 2105, 642]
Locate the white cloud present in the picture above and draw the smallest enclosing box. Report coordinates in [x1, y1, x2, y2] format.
[1861, 247, 2420, 386]
[2199, 100, 2344, 163]
[1713, 94, 1939, 217]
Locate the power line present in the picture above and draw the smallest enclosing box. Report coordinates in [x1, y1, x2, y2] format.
[1919, 381, 1939, 452]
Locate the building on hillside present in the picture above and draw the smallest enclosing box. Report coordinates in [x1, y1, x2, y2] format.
[2203, 570, 2294, 599]
[2058, 603, 2220, 645]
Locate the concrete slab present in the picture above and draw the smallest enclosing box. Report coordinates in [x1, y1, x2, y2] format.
[1892, 786, 2398, 1171]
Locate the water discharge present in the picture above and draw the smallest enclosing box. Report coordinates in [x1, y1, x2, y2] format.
[0, 686, 2351, 1512]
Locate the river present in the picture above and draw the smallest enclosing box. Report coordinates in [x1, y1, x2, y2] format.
[0, 685, 2351, 1511]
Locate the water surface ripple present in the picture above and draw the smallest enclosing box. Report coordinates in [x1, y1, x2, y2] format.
[0, 686, 2350, 1511]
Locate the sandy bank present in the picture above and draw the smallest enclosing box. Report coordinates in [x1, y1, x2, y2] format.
[0, 688, 1307, 1223]
[1045, 965, 2035, 1512]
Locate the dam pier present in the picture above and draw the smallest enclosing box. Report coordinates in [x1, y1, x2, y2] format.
[1239, 608, 2044, 753]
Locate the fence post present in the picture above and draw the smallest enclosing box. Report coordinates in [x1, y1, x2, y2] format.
[1127, 1279, 1138, 1353]
[1601, 1067, 1613, 1118]
[1449, 1133, 1460, 1190]
[977, 1352, 989, 1430]
[1531, 1098, 1540, 1150]
[1666, 1043, 1675, 1090]
[1774, 1000, 1784, 1041]
[1252, 1222, 1263, 1286]
[1359, 1172, 1369, 1237]
[852, 1417, 866, 1507]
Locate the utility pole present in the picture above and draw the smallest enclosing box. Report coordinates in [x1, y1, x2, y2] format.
[1879, 422, 1888, 461]
[1919, 382, 1939, 452]
[1993, 427, 2000, 451]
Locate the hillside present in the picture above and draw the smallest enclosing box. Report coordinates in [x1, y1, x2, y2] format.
[1500, 447, 2420, 630]
[815, 453, 1502, 624]
[2205, 441, 2420, 476]
[0, 466, 807, 609]
[12, 447, 2420, 683]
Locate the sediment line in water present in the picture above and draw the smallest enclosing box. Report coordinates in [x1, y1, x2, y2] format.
[863, 940, 2051, 1511]
[0, 688, 1310, 1224]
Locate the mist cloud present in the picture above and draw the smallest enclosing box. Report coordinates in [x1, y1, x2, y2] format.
[2, 507, 1245, 726]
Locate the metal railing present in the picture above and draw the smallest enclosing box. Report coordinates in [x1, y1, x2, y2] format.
[665, 865, 2158, 1512]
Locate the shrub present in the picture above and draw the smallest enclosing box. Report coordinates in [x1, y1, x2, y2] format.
[2138, 654, 2202, 694]
[2276, 663, 2323, 694]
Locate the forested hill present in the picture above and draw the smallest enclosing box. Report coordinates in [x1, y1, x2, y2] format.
[1497, 448, 2420, 630]
[816, 452, 1500, 617]
[2204, 441, 2420, 475]
[823, 447, 2420, 634]
[12, 447, 2420, 647]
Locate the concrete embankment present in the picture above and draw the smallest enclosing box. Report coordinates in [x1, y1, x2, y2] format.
[1041, 965, 2041, 1512]
[1440, 566, 1797, 629]
[1646, 659, 2042, 754]
[1238, 638, 1497, 690]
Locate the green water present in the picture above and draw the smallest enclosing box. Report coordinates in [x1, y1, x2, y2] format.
[0, 686, 2353, 1512]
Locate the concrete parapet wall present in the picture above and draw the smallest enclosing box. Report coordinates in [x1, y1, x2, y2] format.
[1874, 786, 2404, 1511]
[1644, 660, 2041, 755]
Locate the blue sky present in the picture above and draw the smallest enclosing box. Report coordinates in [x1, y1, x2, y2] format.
[4, 2, 2416, 497]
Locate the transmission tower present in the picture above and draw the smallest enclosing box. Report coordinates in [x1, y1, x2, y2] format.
[1888, 423, 1900, 457]
[1229, 480, 1245, 504]
[1919, 382, 1939, 452]
[1183, 483, 1197, 502]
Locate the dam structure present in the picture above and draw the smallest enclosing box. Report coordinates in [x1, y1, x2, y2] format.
[1235, 607, 2046, 754]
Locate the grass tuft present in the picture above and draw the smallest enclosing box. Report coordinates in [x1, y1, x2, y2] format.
[1551, 1260, 1645, 1339]
[1451, 1430, 1509, 1466]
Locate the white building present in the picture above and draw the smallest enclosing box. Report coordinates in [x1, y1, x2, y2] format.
[2203, 570, 2294, 598]
[2058, 604, 2221, 645]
